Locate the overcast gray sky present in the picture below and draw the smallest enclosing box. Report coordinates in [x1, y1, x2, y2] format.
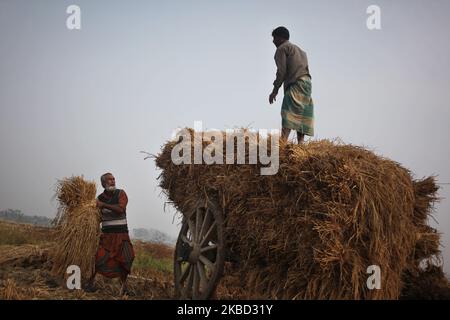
[1, 0, 449, 274]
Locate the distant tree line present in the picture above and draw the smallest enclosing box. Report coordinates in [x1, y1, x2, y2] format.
[132, 228, 176, 245]
[0, 209, 52, 227]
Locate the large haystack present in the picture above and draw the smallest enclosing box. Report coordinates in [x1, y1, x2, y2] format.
[51, 176, 100, 282]
[155, 130, 448, 299]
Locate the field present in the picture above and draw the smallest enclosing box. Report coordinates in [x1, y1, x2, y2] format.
[0, 220, 174, 300]
[0, 219, 262, 300]
[1, 218, 449, 300]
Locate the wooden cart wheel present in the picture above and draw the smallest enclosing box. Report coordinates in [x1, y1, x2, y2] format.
[174, 199, 225, 300]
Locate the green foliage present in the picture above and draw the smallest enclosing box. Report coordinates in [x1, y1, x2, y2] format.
[133, 252, 172, 274]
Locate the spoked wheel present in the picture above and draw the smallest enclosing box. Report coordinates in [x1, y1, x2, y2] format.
[174, 199, 225, 300]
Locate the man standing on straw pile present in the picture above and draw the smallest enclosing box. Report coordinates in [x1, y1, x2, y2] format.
[85, 173, 135, 295]
[269, 26, 314, 143]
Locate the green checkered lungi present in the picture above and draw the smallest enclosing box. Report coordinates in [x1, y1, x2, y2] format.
[281, 75, 314, 136]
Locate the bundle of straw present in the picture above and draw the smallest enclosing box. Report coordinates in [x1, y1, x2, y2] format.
[155, 129, 448, 300]
[51, 176, 100, 282]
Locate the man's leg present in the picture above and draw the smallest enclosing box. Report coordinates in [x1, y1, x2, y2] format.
[84, 271, 97, 292]
[281, 127, 291, 142]
[297, 131, 305, 144]
[120, 274, 129, 295]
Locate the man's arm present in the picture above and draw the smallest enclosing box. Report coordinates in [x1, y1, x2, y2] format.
[273, 48, 287, 90]
[269, 48, 287, 104]
[97, 191, 128, 214]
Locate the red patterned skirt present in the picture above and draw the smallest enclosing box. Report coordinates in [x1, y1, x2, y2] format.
[95, 233, 135, 278]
